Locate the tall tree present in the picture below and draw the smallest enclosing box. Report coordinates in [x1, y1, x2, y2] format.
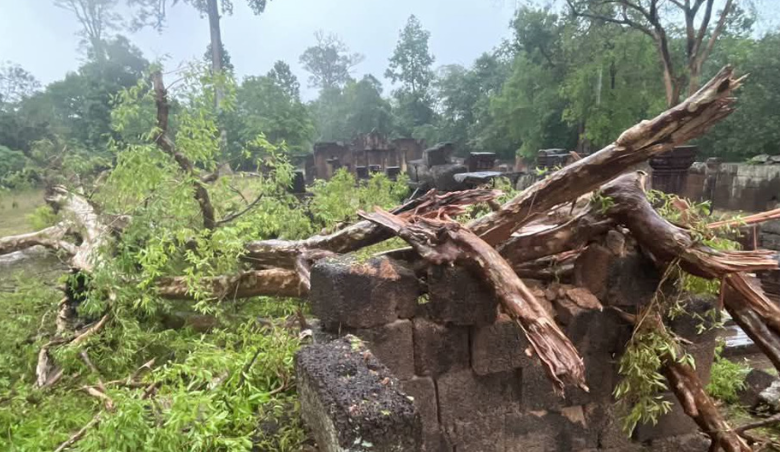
[268, 60, 300, 99]
[565, 0, 746, 106]
[299, 31, 364, 91]
[53, 0, 122, 59]
[310, 75, 393, 142]
[130, 0, 270, 74]
[226, 68, 314, 160]
[0, 62, 41, 107]
[385, 15, 436, 134]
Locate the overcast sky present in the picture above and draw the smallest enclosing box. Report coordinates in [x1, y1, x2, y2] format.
[0, 0, 521, 100]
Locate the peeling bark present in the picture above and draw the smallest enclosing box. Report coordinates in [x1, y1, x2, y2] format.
[498, 211, 612, 265]
[664, 359, 750, 451]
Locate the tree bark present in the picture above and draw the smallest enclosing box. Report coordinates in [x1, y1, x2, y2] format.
[156, 268, 302, 300]
[0, 222, 75, 257]
[360, 208, 587, 392]
[498, 210, 612, 265]
[664, 359, 751, 451]
[467, 66, 743, 246]
[152, 70, 217, 230]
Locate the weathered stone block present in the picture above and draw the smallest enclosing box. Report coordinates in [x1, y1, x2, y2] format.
[423, 142, 453, 167]
[444, 416, 505, 452]
[668, 294, 719, 344]
[437, 369, 521, 425]
[426, 265, 498, 326]
[522, 351, 616, 410]
[401, 377, 439, 444]
[687, 340, 716, 386]
[648, 433, 711, 451]
[738, 369, 777, 409]
[310, 255, 419, 330]
[296, 336, 422, 452]
[574, 244, 614, 299]
[633, 393, 698, 442]
[471, 314, 533, 376]
[566, 308, 633, 356]
[575, 246, 661, 308]
[351, 320, 415, 380]
[504, 408, 596, 452]
[584, 403, 635, 450]
[413, 317, 469, 377]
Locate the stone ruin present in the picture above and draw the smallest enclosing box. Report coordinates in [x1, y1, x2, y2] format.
[295, 232, 719, 451]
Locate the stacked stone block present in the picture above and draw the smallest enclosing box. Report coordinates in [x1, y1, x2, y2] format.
[299, 251, 718, 451]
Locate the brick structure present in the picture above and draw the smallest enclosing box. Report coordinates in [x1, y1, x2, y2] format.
[299, 249, 718, 451]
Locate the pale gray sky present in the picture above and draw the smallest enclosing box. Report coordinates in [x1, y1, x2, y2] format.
[0, 0, 521, 100]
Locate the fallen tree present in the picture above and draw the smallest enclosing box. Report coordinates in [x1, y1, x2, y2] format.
[3, 65, 776, 450]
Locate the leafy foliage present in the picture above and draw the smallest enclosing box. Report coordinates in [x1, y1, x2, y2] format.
[614, 329, 696, 434]
[299, 31, 364, 91]
[386, 15, 436, 135]
[706, 343, 751, 404]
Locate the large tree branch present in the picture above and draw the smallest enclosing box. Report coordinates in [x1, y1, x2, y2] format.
[664, 358, 751, 451]
[0, 222, 76, 257]
[151, 71, 217, 230]
[156, 268, 302, 300]
[467, 66, 743, 246]
[359, 208, 587, 392]
[244, 188, 501, 269]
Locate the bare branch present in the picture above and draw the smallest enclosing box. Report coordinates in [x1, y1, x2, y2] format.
[151, 71, 217, 230]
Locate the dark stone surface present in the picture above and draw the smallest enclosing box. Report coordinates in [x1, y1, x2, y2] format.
[604, 252, 661, 308]
[522, 351, 616, 410]
[423, 142, 454, 167]
[575, 246, 661, 308]
[426, 265, 499, 326]
[504, 408, 597, 452]
[296, 336, 423, 452]
[633, 393, 698, 442]
[687, 340, 717, 386]
[584, 403, 636, 450]
[444, 416, 506, 452]
[668, 295, 719, 344]
[350, 320, 415, 380]
[310, 255, 419, 330]
[401, 377, 440, 447]
[647, 433, 711, 452]
[436, 369, 521, 425]
[566, 308, 633, 356]
[413, 317, 470, 377]
[430, 163, 469, 192]
[738, 369, 777, 409]
[471, 313, 533, 376]
[574, 244, 614, 299]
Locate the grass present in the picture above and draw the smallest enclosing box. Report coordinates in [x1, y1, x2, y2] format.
[0, 188, 46, 236]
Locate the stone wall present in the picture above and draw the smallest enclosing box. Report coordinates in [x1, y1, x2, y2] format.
[296, 243, 718, 451]
[679, 162, 780, 212]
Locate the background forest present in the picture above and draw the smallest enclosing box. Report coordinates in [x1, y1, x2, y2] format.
[2, 0, 779, 189]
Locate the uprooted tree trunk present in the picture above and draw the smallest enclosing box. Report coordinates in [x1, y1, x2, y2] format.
[0, 185, 115, 387]
[359, 208, 587, 393]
